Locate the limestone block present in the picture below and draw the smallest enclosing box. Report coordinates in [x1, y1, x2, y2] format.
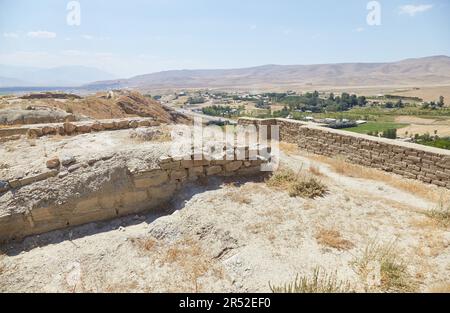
[160, 161, 181, 170]
[27, 128, 43, 139]
[122, 191, 148, 206]
[432, 180, 447, 188]
[42, 126, 56, 135]
[74, 197, 100, 215]
[170, 169, 188, 182]
[63, 122, 77, 135]
[134, 171, 169, 188]
[102, 121, 115, 129]
[225, 161, 243, 172]
[91, 122, 104, 131]
[148, 183, 177, 200]
[76, 124, 91, 133]
[206, 166, 222, 176]
[189, 166, 205, 178]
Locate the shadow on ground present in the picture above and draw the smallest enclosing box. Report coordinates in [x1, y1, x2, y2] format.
[0, 173, 268, 256]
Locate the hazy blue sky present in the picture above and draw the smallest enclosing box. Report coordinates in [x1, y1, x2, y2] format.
[1, 0, 449, 77]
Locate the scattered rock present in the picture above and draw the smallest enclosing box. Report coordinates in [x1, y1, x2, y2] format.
[68, 164, 82, 173]
[63, 122, 77, 135]
[0, 180, 10, 193]
[46, 158, 60, 169]
[58, 171, 69, 179]
[101, 153, 115, 161]
[130, 128, 164, 141]
[61, 155, 76, 166]
[91, 122, 104, 131]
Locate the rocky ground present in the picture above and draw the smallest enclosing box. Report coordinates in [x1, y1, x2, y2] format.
[1, 143, 449, 293]
[0, 90, 189, 126]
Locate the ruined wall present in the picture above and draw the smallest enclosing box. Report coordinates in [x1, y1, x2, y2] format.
[0, 117, 161, 142]
[0, 149, 267, 242]
[238, 117, 450, 189]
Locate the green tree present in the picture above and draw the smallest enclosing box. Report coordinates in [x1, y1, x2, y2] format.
[438, 96, 445, 108]
[395, 99, 404, 108]
[382, 128, 397, 139]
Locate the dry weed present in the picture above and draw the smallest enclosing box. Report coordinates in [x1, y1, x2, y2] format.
[315, 228, 354, 251]
[228, 191, 251, 205]
[425, 196, 450, 228]
[269, 267, 353, 293]
[353, 240, 416, 292]
[266, 168, 327, 199]
[162, 239, 216, 292]
[279, 142, 299, 155]
[311, 154, 446, 202]
[308, 165, 323, 176]
[133, 237, 157, 252]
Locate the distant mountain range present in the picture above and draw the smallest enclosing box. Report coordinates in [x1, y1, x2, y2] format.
[0, 65, 115, 87]
[85, 55, 450, 91]
[2, 56, 450, 90]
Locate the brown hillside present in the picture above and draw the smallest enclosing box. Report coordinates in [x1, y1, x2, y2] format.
[0, 90, 190, 126]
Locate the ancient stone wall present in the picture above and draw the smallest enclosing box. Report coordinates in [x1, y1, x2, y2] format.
[0, 147, 268, 242]
[0, 117, 161, 142]
[238, 117, 450, 189]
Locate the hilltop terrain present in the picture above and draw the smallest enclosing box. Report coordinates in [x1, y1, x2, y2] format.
[0, 90, 190, 125]
[86, 56, 450, 91]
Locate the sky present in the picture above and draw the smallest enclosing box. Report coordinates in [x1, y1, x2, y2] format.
[1, 0, 449, 78]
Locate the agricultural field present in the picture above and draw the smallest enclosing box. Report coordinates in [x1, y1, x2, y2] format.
[345, 122, 408, 135]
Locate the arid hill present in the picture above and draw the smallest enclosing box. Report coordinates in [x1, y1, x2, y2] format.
[85, 56, 450, 90]
[0, 90, 190, 125]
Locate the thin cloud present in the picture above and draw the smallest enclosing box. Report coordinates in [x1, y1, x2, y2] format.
[399, 4, 433, 16]
[82, 35, 94, 40]
[354, 27, 365, 33]
[3, 32, 19, 38]
[27, 31, 56, 39]
[61, 50, 88, 57]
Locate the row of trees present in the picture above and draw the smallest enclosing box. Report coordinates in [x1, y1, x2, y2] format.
[279, 91, 367, 113]
[202, 105, 244, 117]
[367, 128, 397, 139]
[422, 96, 445, 109]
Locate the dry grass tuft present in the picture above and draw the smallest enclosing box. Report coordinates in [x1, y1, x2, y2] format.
[267, 168, 327, 199]
[315, 228, 354, 251]
[311, 154, 447, 202]
[425, 196, 450, 228]
[269, 267, 353, 293]
[279, 142, 299, 155]
[134, 236, 221, 292]
[353, 241, 416, 292]
[162, 238, 218, 292]
[133, 237, 157, 252]
[228, 191, 251, 205]
[266, 168, 298, 189]
[308, 165, 323, 176]
[130, 126, 171, 142]
[288, 177, 327, 199]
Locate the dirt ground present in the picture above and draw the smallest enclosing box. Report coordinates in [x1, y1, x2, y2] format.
[1, 144, 449, 293]
[291, 85, 450, 104]
[395, 116, 450, 138]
